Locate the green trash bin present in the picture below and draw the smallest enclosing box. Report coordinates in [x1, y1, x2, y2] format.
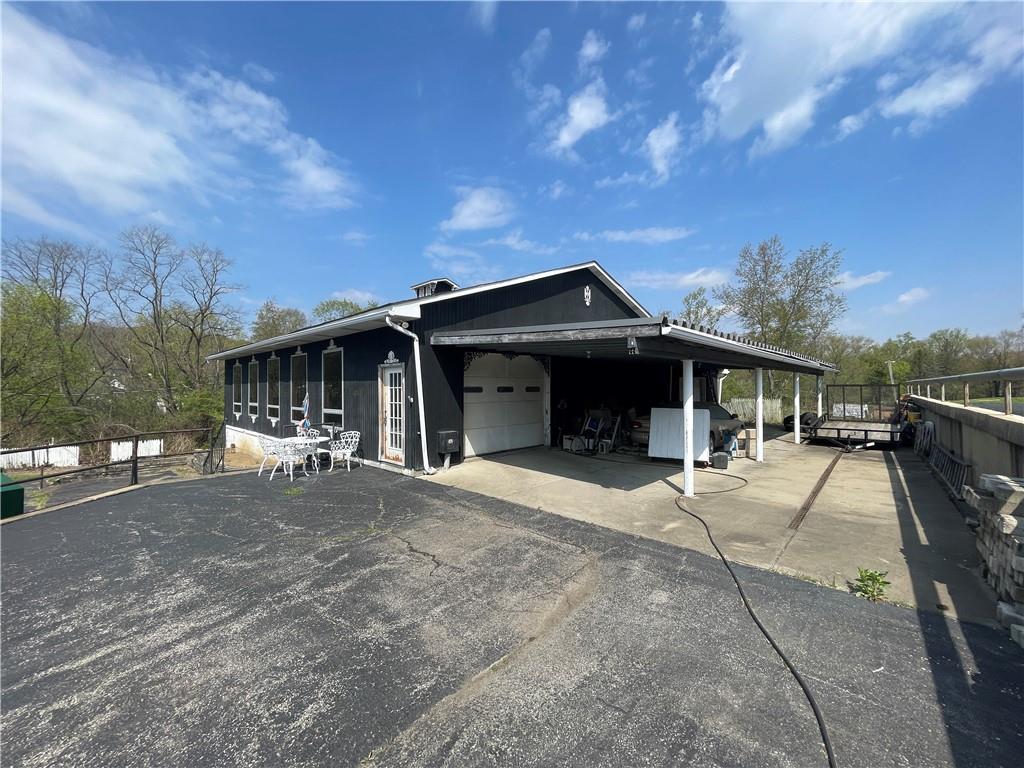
[1, 473, 26, 519]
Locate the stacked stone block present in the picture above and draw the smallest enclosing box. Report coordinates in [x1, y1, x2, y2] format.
[966, 474, 1024, 648]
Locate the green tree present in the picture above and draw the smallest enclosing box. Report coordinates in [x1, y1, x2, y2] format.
[714, 236, 846, 394]
[311, 296, 378, 322]
[926, 328, 971, 376]
[251, 300, 308, 341]
[679, 287, 727, 330]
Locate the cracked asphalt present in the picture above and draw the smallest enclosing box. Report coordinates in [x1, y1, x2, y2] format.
[2, 467, 1023, 767]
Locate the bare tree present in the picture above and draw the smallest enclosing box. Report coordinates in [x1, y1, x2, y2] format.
[103, 226, 185, 412]
[714, 236, 846, 394]
[171, 243, 241, 390]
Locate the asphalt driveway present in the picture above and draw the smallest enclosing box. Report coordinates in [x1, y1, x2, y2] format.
[2, 467, 1022, 767]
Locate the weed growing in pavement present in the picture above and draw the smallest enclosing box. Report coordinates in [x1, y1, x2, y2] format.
[851, 568, 890, 601]
[283, 486, 305, 496]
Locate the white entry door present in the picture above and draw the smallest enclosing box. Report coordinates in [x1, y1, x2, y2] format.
[380, 363, 405, 464]
[464, 354, 545, 457]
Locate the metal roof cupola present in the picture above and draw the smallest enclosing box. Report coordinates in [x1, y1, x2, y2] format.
[410, 278, 459, 298]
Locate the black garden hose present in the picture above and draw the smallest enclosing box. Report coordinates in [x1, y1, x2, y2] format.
[674, 495, 839, 768]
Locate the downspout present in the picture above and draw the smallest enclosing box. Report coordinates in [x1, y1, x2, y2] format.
[385, 315, 436, 474]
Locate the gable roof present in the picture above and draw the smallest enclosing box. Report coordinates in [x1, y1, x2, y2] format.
[207, 261, 649, 361]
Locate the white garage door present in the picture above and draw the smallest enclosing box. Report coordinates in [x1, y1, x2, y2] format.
[464, 354, 545, 457]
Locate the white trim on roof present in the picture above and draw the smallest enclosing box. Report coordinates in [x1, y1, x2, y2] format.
[208, 261, 650, 362]
[391, 262, 651, 319]
[207, 306, 417, 361]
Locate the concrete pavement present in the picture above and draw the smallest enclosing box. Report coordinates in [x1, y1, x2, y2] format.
[2, 468, 1022, 767]
[426, 438, 996, 624]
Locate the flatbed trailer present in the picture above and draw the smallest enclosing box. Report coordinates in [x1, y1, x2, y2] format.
[805, 384, 905, 446]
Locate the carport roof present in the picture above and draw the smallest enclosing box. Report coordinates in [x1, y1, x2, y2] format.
[431, 317, 835, 374]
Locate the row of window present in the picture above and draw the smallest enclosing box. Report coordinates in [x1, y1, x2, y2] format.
[232, 349, 344, 426]
[463, 385, 541, 394]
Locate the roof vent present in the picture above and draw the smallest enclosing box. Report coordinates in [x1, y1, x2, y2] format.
[410, 277, 459, 298]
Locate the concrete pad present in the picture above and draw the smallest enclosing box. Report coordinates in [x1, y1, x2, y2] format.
[428, 440, 997, 624]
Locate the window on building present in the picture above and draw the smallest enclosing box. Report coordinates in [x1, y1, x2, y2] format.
[232, 362, 242, 415]
[290, 353, 307, 422]
[322, 348, 344, 426]
[267, 357, 280, 420]
[248, 361, 258, 418]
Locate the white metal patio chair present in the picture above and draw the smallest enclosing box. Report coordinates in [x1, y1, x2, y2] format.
[321, 431, 361, 472]
[257, 436, 282, 477]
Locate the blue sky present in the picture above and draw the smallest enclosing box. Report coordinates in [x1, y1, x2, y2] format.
[3, 1, 1022, 340]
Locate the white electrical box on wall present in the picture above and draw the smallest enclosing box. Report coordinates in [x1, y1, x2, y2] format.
[648, 408, 711, 462]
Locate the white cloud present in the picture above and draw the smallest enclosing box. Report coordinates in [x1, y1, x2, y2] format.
[481, 229, 558, 255]
[691, 11, 704, 32]
[838, 270, 891, 290]
[578, 30, 610, 72]
[575, 227, 695, 245]
[469, 1, 498, 33]
[644, 112, 682, 183]
[548, 79, 614, 157]
[595, 171, 650, 189]
[440, 186, 515, 232]
[627, 14, 646, 33]
[540, 179, 570, 200]
[883, 286, 929, 313]
[515, 29, 562, 125]
[1, 7, 355, 234]
[876, 72, 901, 92]
[424, 242, 501, 284]
[331, 288, 379, 305]
[520, 27, 551, 73]
[625, 57, 655, 90]
[835, 110, 870, 141]
[242, 62, 276, 84]
[1, 187, 96, 240]
[340, 230, 373, 245]
[628, 268, 729, 290]
[699, 3, 948, 157]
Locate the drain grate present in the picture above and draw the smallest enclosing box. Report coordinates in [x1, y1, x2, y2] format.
[788, 452, 843, 530]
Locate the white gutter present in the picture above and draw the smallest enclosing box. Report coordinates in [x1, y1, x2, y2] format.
[385, 315, 436, 475]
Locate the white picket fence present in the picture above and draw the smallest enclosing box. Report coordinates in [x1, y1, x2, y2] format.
[724, 398, 783, 424]
[2, 438, 165, 470]
[110, 439, 163, 462]
[0, 445, 80, 470]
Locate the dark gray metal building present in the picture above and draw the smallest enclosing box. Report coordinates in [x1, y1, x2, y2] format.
[208, 262, 833, 494]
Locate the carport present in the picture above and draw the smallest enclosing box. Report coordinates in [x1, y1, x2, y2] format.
[431, 316, 834, 496]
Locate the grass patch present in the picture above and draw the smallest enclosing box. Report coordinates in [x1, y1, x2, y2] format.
[283, 486, 305, 496]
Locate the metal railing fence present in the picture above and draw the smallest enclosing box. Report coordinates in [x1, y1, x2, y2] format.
[904, 367, 1023, 414]
[1, 426, 222, 492]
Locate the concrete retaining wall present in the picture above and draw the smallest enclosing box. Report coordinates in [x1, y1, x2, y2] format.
[911, 396, 1024, 481]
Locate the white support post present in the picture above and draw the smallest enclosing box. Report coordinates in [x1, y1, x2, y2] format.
[816, 375, 823, 418]
[940, 384, 945, 401]
[793, 374, 801, 445]
[682, 359, 694, 497]
[1006, 381, 1014, 415]
[926, 384, 931, 398]
[755, 367, 764, 463]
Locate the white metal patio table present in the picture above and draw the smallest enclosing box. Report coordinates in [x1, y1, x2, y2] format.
[279, 436, 329, 475]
